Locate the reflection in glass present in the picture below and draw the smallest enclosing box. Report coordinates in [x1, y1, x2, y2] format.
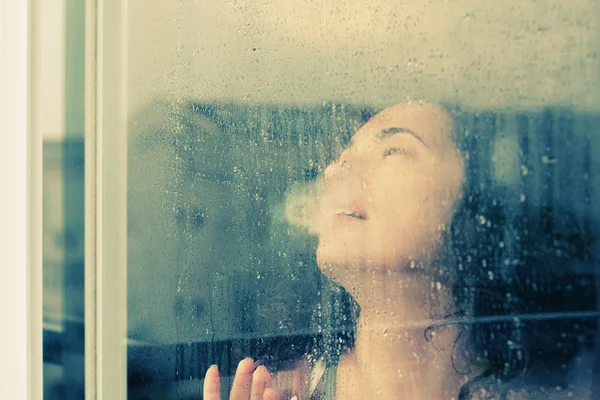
[43, 139, 85, 400]
[41, 0, 86, 396]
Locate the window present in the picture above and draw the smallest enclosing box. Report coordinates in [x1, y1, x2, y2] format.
[38, 1, 600, 399]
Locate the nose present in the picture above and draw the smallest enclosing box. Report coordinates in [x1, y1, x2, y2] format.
[324, 150, 352, 181]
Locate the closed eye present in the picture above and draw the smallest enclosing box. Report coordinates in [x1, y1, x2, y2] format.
[383, 147, 409, 157]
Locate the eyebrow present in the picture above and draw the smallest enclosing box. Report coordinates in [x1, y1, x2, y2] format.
[375, 127, 429, 148]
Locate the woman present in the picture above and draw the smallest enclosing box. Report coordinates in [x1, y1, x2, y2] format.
[204, 102, 597, 399]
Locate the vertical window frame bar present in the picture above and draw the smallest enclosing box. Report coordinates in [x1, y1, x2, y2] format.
[85, 0, 128, 398]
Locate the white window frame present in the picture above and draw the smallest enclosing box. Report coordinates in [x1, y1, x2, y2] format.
[85, 0, 129, 398]
[0, 0, 129, 398]
[0, 0, 43, 399]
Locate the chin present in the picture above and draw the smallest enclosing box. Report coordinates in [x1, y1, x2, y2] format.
[316, 239, 409, 274]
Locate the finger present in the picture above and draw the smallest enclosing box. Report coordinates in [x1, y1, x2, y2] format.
[230, 358, 254, 400]
[263, 388, 284, 400]
[250, 366, 271, 400]
[203, 365, 221, 400]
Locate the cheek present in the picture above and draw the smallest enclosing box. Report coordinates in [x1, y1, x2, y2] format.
[373, 173, 436, 222]
[371, 178, 455, 251]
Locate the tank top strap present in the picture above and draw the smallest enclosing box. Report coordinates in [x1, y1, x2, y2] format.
[322, 364, 337, 399]
[309, 359, 337, 399]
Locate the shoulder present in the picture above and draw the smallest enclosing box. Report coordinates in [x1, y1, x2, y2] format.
[269, 357, 312, 399]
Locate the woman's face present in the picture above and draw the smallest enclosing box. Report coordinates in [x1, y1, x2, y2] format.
[316, 102, 465, 273]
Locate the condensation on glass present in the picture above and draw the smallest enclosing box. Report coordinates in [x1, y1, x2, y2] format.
[122, 1, 600, 399]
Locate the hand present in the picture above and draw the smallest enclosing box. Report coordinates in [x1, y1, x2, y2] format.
[203, 358, 284, 400]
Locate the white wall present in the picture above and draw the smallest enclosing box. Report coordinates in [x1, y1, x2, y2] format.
[0, 0, 32, 398]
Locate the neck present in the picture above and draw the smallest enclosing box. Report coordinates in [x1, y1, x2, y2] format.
[338, 267, 461, 398]
[338, 265, 453, 323]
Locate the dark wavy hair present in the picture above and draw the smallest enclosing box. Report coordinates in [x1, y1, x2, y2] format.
[443, 192, 596, 399]
[308, 107, 598, 399]
[445, 108, 597, 399]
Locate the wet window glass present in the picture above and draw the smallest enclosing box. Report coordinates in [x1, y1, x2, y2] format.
[42, 0, 600, 399]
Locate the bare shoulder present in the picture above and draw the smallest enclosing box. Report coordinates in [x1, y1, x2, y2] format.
[333, 351, 360, 400]
[270, 357, 312, 399]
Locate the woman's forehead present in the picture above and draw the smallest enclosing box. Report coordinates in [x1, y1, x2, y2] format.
[353, 102, 454, 149]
